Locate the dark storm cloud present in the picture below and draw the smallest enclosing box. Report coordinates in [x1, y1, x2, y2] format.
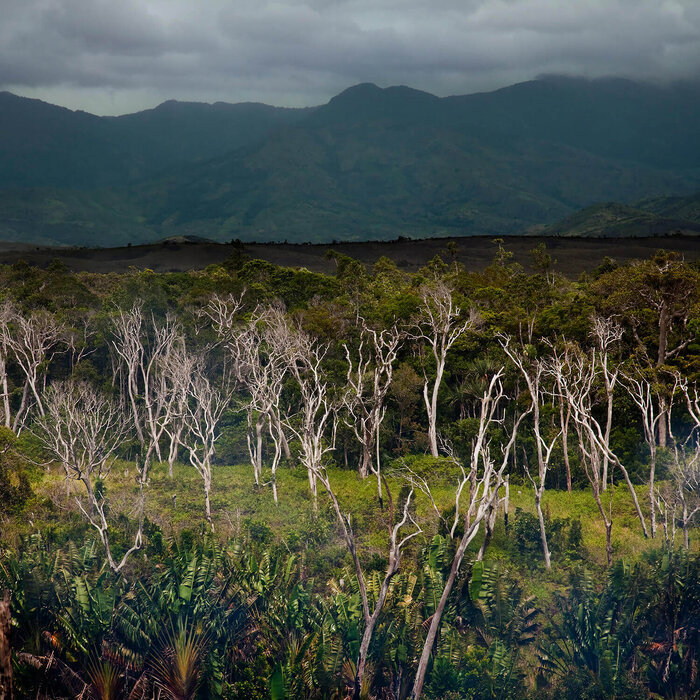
[1, 0, 699, 114]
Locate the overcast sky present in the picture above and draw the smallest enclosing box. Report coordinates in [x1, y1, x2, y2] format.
[1, 0, 699, 115]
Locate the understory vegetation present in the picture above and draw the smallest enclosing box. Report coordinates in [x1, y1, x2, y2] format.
[0, 242, 699, 699]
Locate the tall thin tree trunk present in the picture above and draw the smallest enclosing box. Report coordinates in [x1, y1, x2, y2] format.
[477, 506, 497, 562]
[256, 416, 264, 483]
[601, 381, 613, 490]
[504, 476, 510, 531]
[424, 381, 437, 458]
[355, 588, 389, 698]
[656, 303, 669, 447]
[27, 377, 45, 418]
[411, 523, 483, 699]
[0, 362, 9, 429]
[279, 422, 291, 460]
[308, 468, 318, 510]
[535, 489, 552, 569]
[556, 377, 572, 492]
[613, 459, 649, 538]
[204, 474, 214, 532]
[11, 383, 30, 433]
[268, 421, 281, 505]
[592, 484, 613, 566]
[562, 403, 572, 492]
[359, 442, 371, 478]
[657, 397, 668, 448]
[374, 424, 383, 509]
[129, 372, 145, 447]
[168, 427, 182, 478]
[247, 413, 262, 486]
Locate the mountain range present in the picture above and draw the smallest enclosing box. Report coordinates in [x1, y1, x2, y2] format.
[1, 76, 700, 247]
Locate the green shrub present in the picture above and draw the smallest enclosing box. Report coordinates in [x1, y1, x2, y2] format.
[425, 648, 491, 699]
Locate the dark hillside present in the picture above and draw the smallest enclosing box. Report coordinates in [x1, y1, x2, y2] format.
[141, 78, 700, 242]
[0, 92, 307, 190]
[2, 78, 700, 245]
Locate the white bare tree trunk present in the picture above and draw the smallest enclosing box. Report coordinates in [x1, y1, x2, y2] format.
[411, 370, 526, 700]
[500, 335, 559, 569]
[551, 328, 649, 539]
[344, 320, 403, 508]
[32, 380, 142, 573]
[622, 368, 665, 538]
[183, 360, 232, 531]
[110, 305, 186, 483]
[205, 297, 291, 501]
[412, 282, 476, 458]
[2, 306, 65, 432]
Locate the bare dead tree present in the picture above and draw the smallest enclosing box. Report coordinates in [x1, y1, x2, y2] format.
[556, 331, 649, 537]
[668, 377, 700, 547]
[668, 444, 700, 550]
[110, 304, 183, 479]
[555, 366, 573, 492]
[654, 483, 678, 548]
[182, 360, 233, 531]
[412, 281, 477, 457]
[31, 380, 141, 573]
[205, 294, 269, 486]
[0, 303, 14, 429]
[410, 368, 527, 700]
[2, 307, 65, 433]
[282, 326, 337, 509]
[344, 318, 403, 505]
[66, 311, 97, 371]
[158, 334, 198, 478]
[230, 312, 287, 497]
[202, 293, 245, 344]
[631, 254, 698, 447]
[548, 344, 615, 563]
[590, 315, 623, 490]
[248, 305, 290, 502]
[499, 334, 559, 569]
[547, 342, 649, 564]
[313, 464, 421, 698]
[235, 326, 270, 488]
[676, 371, 700, 433]
[206, 297, 290, 501]
[620, 365, 667, 539]
[653, 434, 699, 551]
[110, 304, 148, 447]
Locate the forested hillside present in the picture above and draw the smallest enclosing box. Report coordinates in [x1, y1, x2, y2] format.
[0, 243, 698, 698]
[2, 77, 700, 245]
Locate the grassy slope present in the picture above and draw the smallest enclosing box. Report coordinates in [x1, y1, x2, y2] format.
[543, 201, 700, 238]
[12, 457, 692, 577]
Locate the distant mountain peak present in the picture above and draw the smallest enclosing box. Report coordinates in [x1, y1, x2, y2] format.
[328, 82, 438, 104]
[333, 82, 381, 96]
[317, 81, 440, 124]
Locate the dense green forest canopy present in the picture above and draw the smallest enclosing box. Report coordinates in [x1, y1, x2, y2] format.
[0, 242, 698, 699]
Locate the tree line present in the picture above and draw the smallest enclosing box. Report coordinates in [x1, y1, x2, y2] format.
[0, 244, 699, 699]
